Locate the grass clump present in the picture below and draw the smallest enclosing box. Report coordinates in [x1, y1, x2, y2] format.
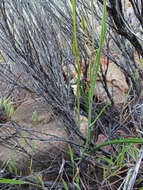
[0, 98, 14, 120]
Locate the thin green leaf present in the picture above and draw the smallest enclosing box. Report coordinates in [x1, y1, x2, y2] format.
[0, 99, 2, 107]
[0, 178, 40, 188]
[89, 103, 109, 128]
[9, 106, 14, 118]
[8, 165, 13, 173]
[32, 111, 38, 123]
[75, 172, 79, 185]
[93, 138, 143, 152]
[74, 183, 81, 190]
[90, 0, 106, 97]
[80, 86, 89, 110]
[21, 131, 27, 147]
[0, 178, 26, 185]
[3, 99, 8, 111]
[87, 0, 107, 147]
[62, 178, 69, 190]
[71, 0, 81, 125]
[102, 157, 114, 166]
[68, 145, 74, 165]
[118, 145, 126, 165]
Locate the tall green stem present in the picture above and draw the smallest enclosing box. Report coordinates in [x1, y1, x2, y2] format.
[87, 0, 107, 146]
[71, 0, 81, 127]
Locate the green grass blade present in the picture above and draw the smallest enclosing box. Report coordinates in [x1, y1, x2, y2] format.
[62, 178, 69, 190]
[80, 85, 89, 110]
[0, 178, 27, 184]
[71, 0, 81, 125]
[89, 103, 109, 128]
[93, 138, 143, 152]
[68, 144, 75, 176]
[68, 145, 74, 165]
[0, 178, 40, 187]
[74, 183, 81, 190]
[90, 0, 107, 98]
[87, 0, 107, 147]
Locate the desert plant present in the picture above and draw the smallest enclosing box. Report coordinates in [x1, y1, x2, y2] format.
[0, 98, 14, 120]
[0, 0, 143, 189]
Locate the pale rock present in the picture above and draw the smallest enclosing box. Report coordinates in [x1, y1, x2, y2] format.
[0, 98, 88, 171]
[95, 62, 129, 104]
